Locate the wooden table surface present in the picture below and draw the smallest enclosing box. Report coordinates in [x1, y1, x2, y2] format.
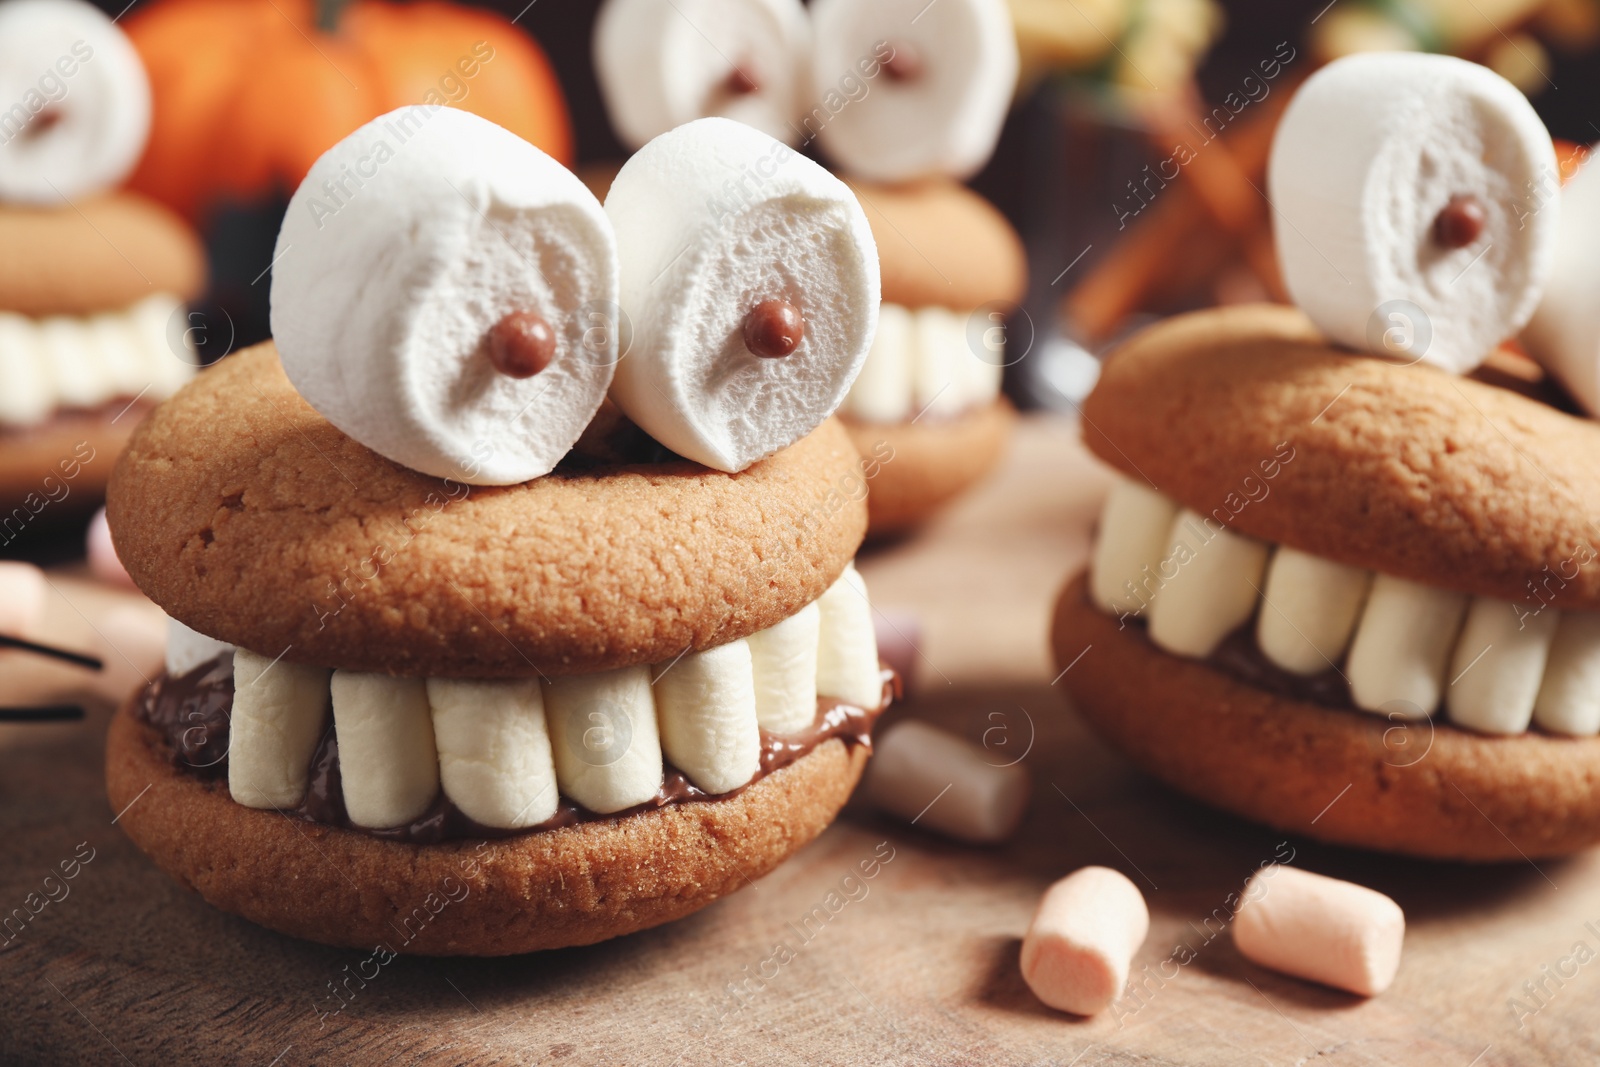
[3, 413, 1596, 1066]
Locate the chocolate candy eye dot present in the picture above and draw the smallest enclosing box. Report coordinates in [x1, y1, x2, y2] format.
[882, 43, 924, 83]
[725, 64, 760, 95]
[743, 300, 805, 358]
[1432, 193, 1487, 249]
[487, 311, 556, 378]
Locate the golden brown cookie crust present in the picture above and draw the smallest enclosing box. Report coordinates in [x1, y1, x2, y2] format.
[843, 177, 1026, 312]
[1083, 303, 1600, 609]
[0, 193, 205, 316]
[844, 398, 1014, 535]
[106, 694, 869, 955]
[1052, 573, 1600, 861]
[108, 342, 868, 677]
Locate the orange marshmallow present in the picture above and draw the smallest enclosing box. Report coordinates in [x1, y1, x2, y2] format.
[1020, 866, 1149, 1016]
[1233, 865, 1404, 996]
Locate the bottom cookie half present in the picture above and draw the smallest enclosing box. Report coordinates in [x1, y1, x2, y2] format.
[1052, 572, 1600, 861]
[106, 695, 869, 955]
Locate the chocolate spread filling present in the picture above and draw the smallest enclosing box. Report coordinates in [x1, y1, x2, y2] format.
[138, 655, 895, 843]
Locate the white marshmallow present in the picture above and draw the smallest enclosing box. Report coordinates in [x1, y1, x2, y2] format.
[1146, 511, 1269, 659]
[1535, 611, 1600, 736]
[427, 678, 559, 829]
[653, 639, 762, 795]
[1523, 146, 1600, 413]
[1233, 865, 1405, 997]
[1088, 477, 1180, 619]
[605, 117, 880, 472]
[911, 305, 968, 419]
[1446, 597, 1559, 735]
[0, 561, 45, 638]
[593, 0, 809, 150]
[0, 313, 52, 426]
[841, 303, 914, 424]
[230, 650, 331, 810]
[1256, 547, 1372, 676]
[329, 671, 440, 828]
[1269, 53, 1559, 373]
[1020, 867, 1150, 1016]
[815, 563, 882, 709]
[810, 0, 1018, 182]
[864, 720, 1030, 844]
[272, 106, 619, 486]
[746, 600, 820, 734]
[164, 617, 233, 677]
[1346, 574, 1467, 717]
[543, 665, 664, 814]
[0, 0, 151, 204]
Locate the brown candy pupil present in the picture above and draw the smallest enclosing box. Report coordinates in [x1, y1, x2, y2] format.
[1433, 194, 1487, 249]
[486, 310, 556, 379]
[725, 64, 760, 95]
[882, 43, 923, 82]
[743, 299, 804, 359]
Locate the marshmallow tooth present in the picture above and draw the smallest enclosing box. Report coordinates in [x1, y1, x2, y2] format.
[0, 314, 52, 426]
[272, 106, 619, 486]
[1088, 477, 1180, 619]
[0, 0, 151, 204]
[1268, 52, 1559, 373]
[815, 563, 883, 709]
[747, 601, 820, 734]
[1346, 574, 1468, 718]
[593, 0, 809, 149]
[1256, 547, 1373, 676]
[653, 639, 762, 795]
[230, 650, 330, 810]
[428, 678, 559, 829]
[329, 672, 440, 829]
[604, 118, 880, 472]
[1535, 612, 1600, 736]
[1146, 511, 1269, 660]
[543, 666, 664, 814]
[1447, 597, 1559, 735]
[1524, 145, 1600, 414]
[841, 303, 914, 424]
[810, 0, 1018, 182]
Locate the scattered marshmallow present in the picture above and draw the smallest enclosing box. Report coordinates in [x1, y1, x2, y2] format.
[1524, 143, 1600, 413]
[1269, 52, 1559, 373]
[810, 0, 1018, 182]
[0, 561, 46, 638]
[272, 106, 619, 486]
[1233, 865, 1405, 997]
[593, 0, 810, 149]
[0, 0, 151, 204]
[1020, 866, 1150, 1016]
[604, 117, 880, 472]
[863, 720, 1030, 844]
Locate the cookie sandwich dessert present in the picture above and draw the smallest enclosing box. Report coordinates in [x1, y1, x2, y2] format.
[594, 0, 1026, 534]
[1050, 54, 1600, 861]
[105, 110, 894, 954]
[0, 0, 205, 529]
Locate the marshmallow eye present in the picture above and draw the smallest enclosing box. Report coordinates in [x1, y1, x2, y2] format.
[809, 0, 1017, 183]
[0, 0, 152, 204]
[271, 107, 621, 486]
[604, 118, 880, 473]
[1268, 52, 1560, 373]
[593, 0, 810, 150]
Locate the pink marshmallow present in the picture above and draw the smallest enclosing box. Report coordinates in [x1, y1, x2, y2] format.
[1233, 865, 1405, 997]
[864, 720, 1030, 844]
[1020, 866, 1150, 1016]
[0, 561, 47, 637]
[86, 507, 136, 588]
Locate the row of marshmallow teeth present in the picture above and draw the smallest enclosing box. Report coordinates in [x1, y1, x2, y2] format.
[0, 294, 196, 427]
[166, 565, 882, 831]
[1090, 477, 1600, 737]
[837, 303, 1003, 424]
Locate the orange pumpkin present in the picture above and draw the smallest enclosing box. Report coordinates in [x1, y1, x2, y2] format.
[124, 0, 573, 219]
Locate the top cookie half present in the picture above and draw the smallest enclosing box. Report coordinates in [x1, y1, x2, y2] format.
[1082, 303, 1600, 609]
[108, 342, 867, 677]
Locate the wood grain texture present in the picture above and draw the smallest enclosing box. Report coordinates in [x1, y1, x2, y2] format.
[4, 417, 1600, 1065]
